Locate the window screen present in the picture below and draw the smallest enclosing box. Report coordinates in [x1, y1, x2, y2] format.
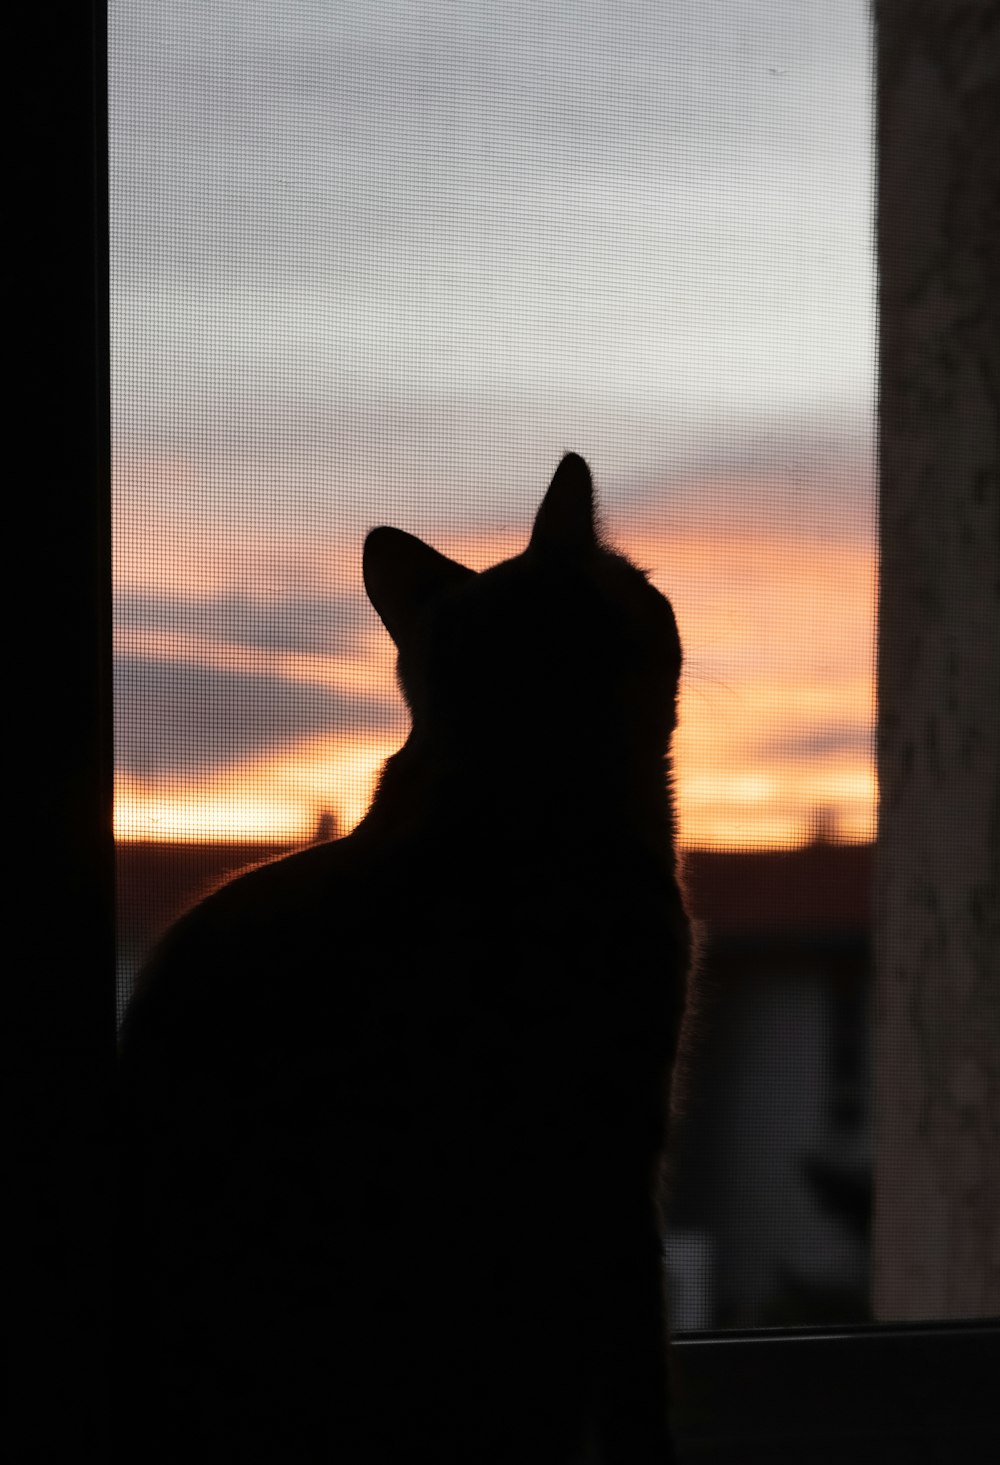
[111, 0, 878, 1330]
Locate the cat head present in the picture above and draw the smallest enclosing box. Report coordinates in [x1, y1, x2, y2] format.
[363, 454, 681, 764]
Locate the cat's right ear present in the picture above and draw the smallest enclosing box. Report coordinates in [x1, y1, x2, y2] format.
[363, 527, 475, 645]
[530, 452, 597, 558]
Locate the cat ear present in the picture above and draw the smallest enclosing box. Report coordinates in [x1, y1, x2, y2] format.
[363, 526, 475, 645]
[530, 452, 597, 557]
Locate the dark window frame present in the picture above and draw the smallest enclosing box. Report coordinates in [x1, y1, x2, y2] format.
[17, 5, 997, 1459]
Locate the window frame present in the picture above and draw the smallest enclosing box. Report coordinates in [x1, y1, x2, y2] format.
[17, 5, 997, 1459]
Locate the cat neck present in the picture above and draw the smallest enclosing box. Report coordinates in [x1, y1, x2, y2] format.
[358, 729, 678, 865]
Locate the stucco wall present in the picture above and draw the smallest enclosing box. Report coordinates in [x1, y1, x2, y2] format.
[874, 0, 1000, 1320]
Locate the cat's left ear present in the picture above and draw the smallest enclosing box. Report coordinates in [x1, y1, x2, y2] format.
[363, 526, 475, 646]
[530, 452, 597, 557]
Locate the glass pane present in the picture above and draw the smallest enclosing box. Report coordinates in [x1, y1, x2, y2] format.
[112, 0, 876, 1330]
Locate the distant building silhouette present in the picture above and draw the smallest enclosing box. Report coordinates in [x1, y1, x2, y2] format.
[312, 809, 339, 844]
[675, 843, 872, 1326]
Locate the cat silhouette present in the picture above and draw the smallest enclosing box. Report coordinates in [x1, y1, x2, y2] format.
[117, 452, 691, 1464]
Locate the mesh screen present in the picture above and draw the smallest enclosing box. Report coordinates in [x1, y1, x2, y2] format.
[111, 0, 876, 1329]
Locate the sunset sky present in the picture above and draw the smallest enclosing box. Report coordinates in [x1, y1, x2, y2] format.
[109, 0, 875, 850]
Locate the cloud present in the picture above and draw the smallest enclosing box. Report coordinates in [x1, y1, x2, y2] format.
[111, 0, 873, 436]
[115, 589, 373, 658]
[115, 655, 403, 776]
[761, 721, 873, 761]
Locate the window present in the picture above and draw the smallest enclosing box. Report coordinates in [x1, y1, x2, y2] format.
[111, 0, 878, 1335]
[18, 3, 997, 1459]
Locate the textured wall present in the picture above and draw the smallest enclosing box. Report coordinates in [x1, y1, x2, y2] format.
[874, 0, 1000, 1320]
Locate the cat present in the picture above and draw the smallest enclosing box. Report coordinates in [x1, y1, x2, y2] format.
[117, 452, 691, 1464]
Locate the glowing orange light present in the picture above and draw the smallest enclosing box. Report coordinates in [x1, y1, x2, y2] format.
[114, 479, 876, 851]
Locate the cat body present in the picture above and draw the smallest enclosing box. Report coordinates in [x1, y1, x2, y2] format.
[118, 454, 690, 1463]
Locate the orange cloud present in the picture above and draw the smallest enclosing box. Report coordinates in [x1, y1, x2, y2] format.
[114, 482, 876, 850]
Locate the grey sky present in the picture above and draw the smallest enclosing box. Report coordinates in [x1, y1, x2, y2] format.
[110, 0, 875, 540]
